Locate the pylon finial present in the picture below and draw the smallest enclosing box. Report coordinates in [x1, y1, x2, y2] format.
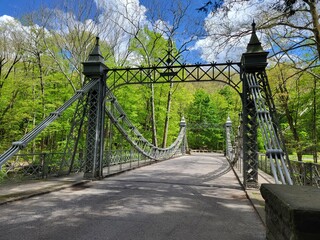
[96, 36, 100, 46]
[252, 20, 256, 33]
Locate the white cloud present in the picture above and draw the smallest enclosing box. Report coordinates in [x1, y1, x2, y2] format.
[0, 15, 16, 23]
[0, 15, 31, 42]
[194, 0, 267, 62]
[94, 0, 149, 63]
[0, 0, 150, 65]
[153, 19, 172, 37]
[95, 0, 148, 37]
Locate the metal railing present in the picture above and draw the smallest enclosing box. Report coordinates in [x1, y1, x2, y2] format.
[0, 147, 183, 181]
[258, 153, 272, 175]
[2, 152, 65, 179]
[258, 154, 320, 187]
[190, 149, 224, 153]
[288, 160, 320, 187]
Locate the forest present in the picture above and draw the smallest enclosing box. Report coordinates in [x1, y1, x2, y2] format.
[0, 0, 320, 166]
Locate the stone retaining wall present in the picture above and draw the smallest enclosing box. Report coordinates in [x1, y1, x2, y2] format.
[260, 184, 320, 240]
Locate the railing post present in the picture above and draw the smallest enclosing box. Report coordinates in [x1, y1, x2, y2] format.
[240, 22, 268, 188]
[82, 37, 108, 179]
[180, 117, 187, 155]
[305, 162, 313, 185]
[225, 117, 233, 162]
[41, 153, 48, 179]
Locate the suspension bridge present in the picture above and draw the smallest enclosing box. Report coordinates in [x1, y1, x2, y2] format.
[0, 23, 319, 240]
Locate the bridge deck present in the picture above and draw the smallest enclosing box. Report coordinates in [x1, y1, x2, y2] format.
[0, 153, 265, 240]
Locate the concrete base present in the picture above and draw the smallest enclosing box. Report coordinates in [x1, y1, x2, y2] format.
[260, 184, 320, 240]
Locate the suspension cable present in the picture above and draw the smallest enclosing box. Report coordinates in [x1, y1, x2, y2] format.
[104, 86, 186, 160]
[245, 72, 293, 185]
[0, 79, 99, 167]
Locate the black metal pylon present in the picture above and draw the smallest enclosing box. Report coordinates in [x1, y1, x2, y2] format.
[82, 37, 107, 179]
[240, 22, 269, 188]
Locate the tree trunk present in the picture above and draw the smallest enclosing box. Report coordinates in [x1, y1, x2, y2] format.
[36, 51, 46, 152]
[308, 2, 320, 59]
[162, 82, 173, 148]
[278, 83, 303, 161]
[312, 76, 317, 163]
[150, 84, 157, 146]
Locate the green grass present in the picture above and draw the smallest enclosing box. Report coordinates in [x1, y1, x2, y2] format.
[289, 154, 316, 162]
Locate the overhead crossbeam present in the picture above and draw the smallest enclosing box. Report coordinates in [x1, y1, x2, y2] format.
[108, 62, 241, 94]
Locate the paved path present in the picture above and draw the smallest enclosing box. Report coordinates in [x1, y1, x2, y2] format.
[0, 153, 265, 240]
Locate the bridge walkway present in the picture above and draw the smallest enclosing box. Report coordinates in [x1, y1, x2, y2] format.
[0, 153, 265, 239]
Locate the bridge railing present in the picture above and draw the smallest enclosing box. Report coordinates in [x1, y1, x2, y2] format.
[190, 149, 224, 154]
[0, 145, 185, 181]
[258, 153, 320, 187]
[1, 152, 65, 179]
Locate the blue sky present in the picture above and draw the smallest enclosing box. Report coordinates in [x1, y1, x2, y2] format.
[0, 0, 208, 63]
[0, 0, 45, 17]
[0, 0, 208, 18]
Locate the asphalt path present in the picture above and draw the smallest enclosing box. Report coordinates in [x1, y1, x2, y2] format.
[0, 153, 265, 240]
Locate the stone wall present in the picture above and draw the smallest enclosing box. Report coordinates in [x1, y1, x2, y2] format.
[260, 184, 320, 240]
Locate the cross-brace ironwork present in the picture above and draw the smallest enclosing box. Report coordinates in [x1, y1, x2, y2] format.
[108, 44, 241, 93]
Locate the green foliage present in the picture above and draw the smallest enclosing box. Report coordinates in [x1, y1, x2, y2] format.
[128, 27, 169, 64]
[0, 168, 7, 182]
[1, 10, 320, 165]
[185, 88, 239, 151]
[267, 63, 320, 161]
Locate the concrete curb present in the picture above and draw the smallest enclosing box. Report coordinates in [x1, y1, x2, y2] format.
[0, 158, 164, 205]
[0, 180, 89, 205]
[229, 162, 275, 227]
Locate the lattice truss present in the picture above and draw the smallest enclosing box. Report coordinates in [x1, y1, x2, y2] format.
[104, 86, 187, 160]
[244, 72, 293, 184]
[244, 96, 259, 185]
[60, 86, 90, 173]
[108, 62, 241, 91]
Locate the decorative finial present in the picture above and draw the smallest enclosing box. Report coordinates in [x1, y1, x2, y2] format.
[82, 35, 107, 77]
[180, 116, 186, 127]
[166, 37, 173, 65]
[168, 37, 173, 50]
[226, 116, 232, 126]
[252, 20, 256, 34]
[246, 21, 264, 53]
[241, 22, 268, 72]
[86, 36, 103, 62]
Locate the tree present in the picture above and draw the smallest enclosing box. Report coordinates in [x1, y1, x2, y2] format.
[196, 0, 320, 66]
[0, 17, 24, 124]
[195, 0, 320, 161]
[42, 0, 99, 89]
[186, 90, 221, 150]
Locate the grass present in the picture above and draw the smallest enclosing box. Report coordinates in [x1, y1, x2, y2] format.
[289, 154, 317, 162]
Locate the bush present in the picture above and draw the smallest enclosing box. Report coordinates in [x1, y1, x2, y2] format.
[0, 167, 7, 182]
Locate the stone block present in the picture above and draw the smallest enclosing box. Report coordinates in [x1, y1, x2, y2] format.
[261, 184, 320, 240]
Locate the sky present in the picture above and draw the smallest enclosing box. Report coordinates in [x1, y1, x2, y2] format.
[0, 0, 268, 63]
[0, 0, 211, 63]
[0, 0, 45, 17]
